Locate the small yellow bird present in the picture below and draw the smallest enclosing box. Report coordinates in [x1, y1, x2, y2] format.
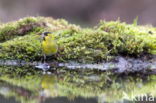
[41, 32, 58, 63]
[36, 32, 58, 72]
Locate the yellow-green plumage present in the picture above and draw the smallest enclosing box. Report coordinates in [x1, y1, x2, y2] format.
[42, 33, 58, 56]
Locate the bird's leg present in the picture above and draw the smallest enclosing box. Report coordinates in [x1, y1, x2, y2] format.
[40, 56, 43, 63]
[43, 54, 46, 63]
[40, 54, 44, 63]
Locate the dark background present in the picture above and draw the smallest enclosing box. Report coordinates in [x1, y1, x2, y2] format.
[0, 0, 156, 26]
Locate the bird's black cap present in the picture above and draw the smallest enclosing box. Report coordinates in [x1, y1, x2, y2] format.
[42, 32, 52, 36]
[42, 32, 52, 40]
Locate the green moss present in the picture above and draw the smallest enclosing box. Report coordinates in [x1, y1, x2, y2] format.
[0, 16, 78, 42]
[0, 17, 156, 63]
[0, 34, 41, 61]
[96, 20, 156, 55]
[0, 17, 44, 42]
[57, 29, 110, 62]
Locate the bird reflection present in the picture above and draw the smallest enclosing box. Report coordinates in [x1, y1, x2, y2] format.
[39, 74, 58, 102]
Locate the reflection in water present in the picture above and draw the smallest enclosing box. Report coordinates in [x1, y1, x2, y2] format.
[40, 74, 58, 102]
[44, 97, 97, 103]
[0, 66, 155, 103]
[0, 95, 19, 103]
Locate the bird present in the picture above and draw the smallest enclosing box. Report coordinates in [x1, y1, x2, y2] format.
[41, 32, 58, 62]
[35, 32, 58, 72]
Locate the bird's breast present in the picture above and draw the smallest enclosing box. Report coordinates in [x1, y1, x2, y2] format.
[42, 40, 58, 55]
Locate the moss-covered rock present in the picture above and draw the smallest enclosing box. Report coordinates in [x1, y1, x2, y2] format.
[0, 17, 156, 63]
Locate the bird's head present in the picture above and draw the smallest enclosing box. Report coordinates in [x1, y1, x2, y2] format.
[41, 32, 52, 40]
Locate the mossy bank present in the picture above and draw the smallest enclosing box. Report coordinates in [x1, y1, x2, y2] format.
[0, 17, 156, 63]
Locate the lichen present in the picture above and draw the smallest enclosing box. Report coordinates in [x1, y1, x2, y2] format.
[0, 17, 156, 63]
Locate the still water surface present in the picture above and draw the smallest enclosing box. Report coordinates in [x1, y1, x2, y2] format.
[0, 66, 155, 103]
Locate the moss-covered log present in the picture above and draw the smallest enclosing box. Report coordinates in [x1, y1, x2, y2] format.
[0, 17, 156, 63]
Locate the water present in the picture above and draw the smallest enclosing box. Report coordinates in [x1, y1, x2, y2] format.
[1, 56, 156, 73]
[0, 66, 156, 103]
